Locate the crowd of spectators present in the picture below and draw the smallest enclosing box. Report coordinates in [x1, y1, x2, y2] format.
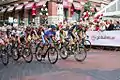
[87, 20, 120, 31]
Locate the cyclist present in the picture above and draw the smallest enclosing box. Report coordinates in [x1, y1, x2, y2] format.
[43, 24, 56, 45]
[41, 24, 56, 58]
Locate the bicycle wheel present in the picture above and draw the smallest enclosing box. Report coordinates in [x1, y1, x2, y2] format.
[7, 44, 12, 56]
[11, 46, 20, 61]
[60, 46, 69, 59]
[23, 48, 33, 63]
[47, 47, 58, 64]
[1, 49, 9, 66]
[84, 40, 91, 51]
[35, 45, 42, 62]
[30, 41, 36, 54]
[74, 46, 87, 62]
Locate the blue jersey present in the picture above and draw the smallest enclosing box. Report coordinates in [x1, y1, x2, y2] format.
[44, 30, 56, 37]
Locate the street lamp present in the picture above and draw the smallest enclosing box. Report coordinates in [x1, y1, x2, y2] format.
[46, 13, 48, 16]
[43, 5, 46, 7]
[41, 8, 43, 11]
[40, 12, 42, 15]
[39, 5, 48, 24]
[45, 8, 48, 11]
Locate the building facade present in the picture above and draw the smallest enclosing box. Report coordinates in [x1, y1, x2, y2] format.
[0, 0, 111, 26]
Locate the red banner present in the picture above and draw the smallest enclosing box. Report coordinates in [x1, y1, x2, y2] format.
[32, 3, 36, 16]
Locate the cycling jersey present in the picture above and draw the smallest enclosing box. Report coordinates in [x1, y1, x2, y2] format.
[42, 29, 56, 44]
[44, 29, 56, 38]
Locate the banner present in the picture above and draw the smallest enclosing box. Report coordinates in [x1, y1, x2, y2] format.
[32, 3, 36, 16]
[86, 31, 120, 47]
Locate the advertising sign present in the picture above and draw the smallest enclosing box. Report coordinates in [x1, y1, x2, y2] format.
[86, 31, 120, 47]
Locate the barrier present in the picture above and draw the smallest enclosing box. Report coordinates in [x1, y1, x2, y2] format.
[86, 31, 120, 47]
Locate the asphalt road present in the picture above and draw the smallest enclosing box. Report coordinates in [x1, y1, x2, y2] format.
[0, 49, 120, 80]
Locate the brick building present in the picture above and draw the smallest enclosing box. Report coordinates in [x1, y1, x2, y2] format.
[0, 0, 111, 26]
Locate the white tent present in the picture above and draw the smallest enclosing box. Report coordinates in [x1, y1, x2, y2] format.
[95, 0, 120, 17]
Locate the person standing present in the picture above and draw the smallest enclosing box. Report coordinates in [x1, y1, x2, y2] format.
[106, 20, 114, 31]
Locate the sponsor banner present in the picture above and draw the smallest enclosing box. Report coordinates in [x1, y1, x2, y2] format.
[86, 31, 120, 47]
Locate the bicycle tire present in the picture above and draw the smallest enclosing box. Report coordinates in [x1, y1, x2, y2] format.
[84, 40, 91, 51]
[47, 47, 58, 64]
[74, 46, 87, 62]
[35, 45, 42, 62]
[7, 44, 12, 56]
[29, 41, 36, 54]
[1, 49, 9, 66]
[23, 48, 33, 63]
[59, 46, 69, 60]
[11, 46, 20, 61]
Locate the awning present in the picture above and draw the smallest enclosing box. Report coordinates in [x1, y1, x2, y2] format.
[36, 0, 47, 7]
[16, 4, 24, 10]
[0, 8, 7, 13]
[25, 2, 34, 9]
[7, 6, 14, 12]
[73, 2, 82, 10]
[63, 0, 70, 8]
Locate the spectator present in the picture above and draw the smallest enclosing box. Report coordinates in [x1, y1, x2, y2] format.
[95, 22, 100, 31]
[114, 21, 120, 30]
[100, 21, 106, 31]
[88, 22, 95, 31]
[58, 22, 63, 29]
[106, 20, 114, 31]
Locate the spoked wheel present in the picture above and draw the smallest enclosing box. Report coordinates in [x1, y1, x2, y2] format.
[30, 42, 36, 54]
[47, 47, 58, 64]
[35, 46, 42, 62]
[60, 46, 68, 59]
[74, 46, 87, 62]
[23, 48, 33, 63]
[11, 47, 19, 61]
[1, 50, 9, 66]
[84, 40, 91, 51]
[7, 44, 12, 56]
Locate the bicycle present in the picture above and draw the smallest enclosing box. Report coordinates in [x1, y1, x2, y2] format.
[35, 41, 58, 64]
[60, 36, 87, 62]
[53, 39, 69, 60]
[83, 35, 91, 51]
[11, 40, 33, 63]
[0, 40, 9, 66]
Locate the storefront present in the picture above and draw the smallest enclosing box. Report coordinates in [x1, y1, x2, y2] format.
[24, 2, 35, 26]
[6, 6, 15, 25]
[36, 0, 48, 25]
[71, 1, 82, 21]
[63, 0, 82, 22]
[15, 4, 24, 25]
[0, 0, 84, 26]
[0, 8, 7, 25]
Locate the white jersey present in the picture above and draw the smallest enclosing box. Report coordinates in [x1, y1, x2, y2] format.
[0, 38, 4, 44]
[56, 31, 60, 41]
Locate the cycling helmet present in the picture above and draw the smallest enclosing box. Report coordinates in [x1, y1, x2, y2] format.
[51, 25, 56, 29]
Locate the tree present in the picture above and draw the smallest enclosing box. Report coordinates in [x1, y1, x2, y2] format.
[84, 1, 91, 12]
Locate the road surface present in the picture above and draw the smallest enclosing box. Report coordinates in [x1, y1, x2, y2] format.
[0, 50, 120, 80]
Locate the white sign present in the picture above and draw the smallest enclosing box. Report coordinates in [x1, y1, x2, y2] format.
[8, 17, 13, 23]
[35, 17, 40, 25]
[24, 18, 28, 26]
[48, 16, 58, 24]
[86, 31, 120, 47]
[57, 4, 64, 24]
